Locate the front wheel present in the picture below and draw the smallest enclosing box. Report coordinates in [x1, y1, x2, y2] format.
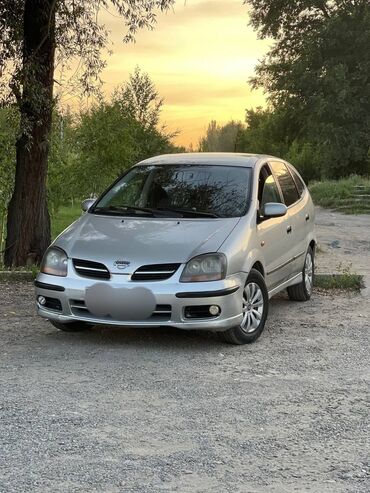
[287, 246, 314, 301]
[218, 269, 269, 345]
[49, 320, 92, 332]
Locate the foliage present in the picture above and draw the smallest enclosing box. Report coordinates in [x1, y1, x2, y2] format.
[199, 120, 245, 152]
[73, 103, 139, 196]
[244, 0, 370, 179]
[73, 73, 179, 199]
[51, 205, 82, 240]
[309, 175, 370, 213]
[47, 111, 80, 213]
[1, 0, 176, 267]
[0, 67, 181, 265]
[0, 107, 17, 253]
[285, 142, 321, 183]
[315, 273, 364, 291]
[198, 111, 321, 182]
[0, 1, 176, 104]
[236, 108, 291, 156]
[113, 66, 163, 130]
[0, 107, 17, 215]
[0, 106, 80, 216]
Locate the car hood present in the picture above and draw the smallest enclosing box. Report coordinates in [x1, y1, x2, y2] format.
[54, 213, 240, 274]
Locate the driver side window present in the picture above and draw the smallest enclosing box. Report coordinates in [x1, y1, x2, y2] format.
[261, 174, 282, 208]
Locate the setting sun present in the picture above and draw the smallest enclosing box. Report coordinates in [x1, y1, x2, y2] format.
[94, 0, 270, 146]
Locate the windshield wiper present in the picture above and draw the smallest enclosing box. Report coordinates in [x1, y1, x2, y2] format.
[92, 205, 219, 218]
[92, 205, 155, 216]
[155, 207, 220, 218]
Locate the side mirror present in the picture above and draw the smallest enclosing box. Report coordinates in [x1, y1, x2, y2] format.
[81, 198, 96, 212]
[262, 202, 287, 219]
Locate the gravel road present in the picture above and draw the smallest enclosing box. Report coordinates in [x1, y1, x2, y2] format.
[1, 280, 369, 493]
[315, 207, 370, 279]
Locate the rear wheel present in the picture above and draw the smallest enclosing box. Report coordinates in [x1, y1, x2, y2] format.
[287, 246, 314, 301]
[49, 320, 92, 332]
[219, 269, 269, 345]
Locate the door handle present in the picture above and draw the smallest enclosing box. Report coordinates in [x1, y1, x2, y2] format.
[305, 214, 310, 222]
[287, 225, 292, 234]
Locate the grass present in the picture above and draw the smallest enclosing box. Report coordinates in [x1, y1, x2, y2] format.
[309, 175, 370, 214]
[315, 273, 364, 291]
[51, 204, 82, 239]
[315, 263, 364, 291]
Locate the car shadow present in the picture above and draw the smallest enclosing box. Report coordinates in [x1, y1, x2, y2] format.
[43, 321, 227, 351]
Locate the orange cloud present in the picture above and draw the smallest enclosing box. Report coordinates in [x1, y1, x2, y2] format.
[61, 0, 271, 147]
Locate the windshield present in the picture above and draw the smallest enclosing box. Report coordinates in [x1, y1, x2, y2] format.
[92, 164, 252, 218]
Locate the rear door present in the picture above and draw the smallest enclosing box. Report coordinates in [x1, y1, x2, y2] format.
[287, 163, 313, 273]
[269, 161, 304, 277]
[256, 164, 293, 290]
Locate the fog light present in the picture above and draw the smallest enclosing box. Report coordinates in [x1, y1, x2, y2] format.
[38, 295, 46, 306]
[209, 305, 220, 316]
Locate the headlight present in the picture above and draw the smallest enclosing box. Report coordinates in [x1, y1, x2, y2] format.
[180, 253, 227, 282]
[40, 247, 68, 277]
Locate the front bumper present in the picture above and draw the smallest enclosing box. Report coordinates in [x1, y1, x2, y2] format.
[35, 271, 247, 332]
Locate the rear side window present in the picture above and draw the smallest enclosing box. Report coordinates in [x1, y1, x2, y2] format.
[289, 166, 306, 197]
[270, 161, 300, 206]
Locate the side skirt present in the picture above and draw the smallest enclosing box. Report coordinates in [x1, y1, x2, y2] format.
[268, 273, 303, 299]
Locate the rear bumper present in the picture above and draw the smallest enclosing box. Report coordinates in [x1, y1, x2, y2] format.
[35, 272, 247, 332]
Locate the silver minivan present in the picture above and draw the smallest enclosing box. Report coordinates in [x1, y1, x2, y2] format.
[35, 153, 316, 344]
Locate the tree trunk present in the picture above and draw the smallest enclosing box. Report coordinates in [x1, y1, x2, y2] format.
[4, 0, 56, 267]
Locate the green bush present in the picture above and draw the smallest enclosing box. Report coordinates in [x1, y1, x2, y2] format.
[309, 175, 370, 213]
[315, 273, 364, 291]
[285, 141, 321, 183]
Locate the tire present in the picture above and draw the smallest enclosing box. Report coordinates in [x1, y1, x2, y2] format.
[218, 268, 269, 345]
[49, 320, 91, 332]
[287, 246, 314, 302]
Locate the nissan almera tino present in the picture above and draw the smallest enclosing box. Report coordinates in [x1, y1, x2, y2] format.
[35, 153, 316, 344]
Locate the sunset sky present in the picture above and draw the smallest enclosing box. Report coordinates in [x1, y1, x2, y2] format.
[71, 0, 271, 147]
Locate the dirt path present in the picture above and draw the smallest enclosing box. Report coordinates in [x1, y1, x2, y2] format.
[315, 207, 370, 280]
[0, 281, 369, 492]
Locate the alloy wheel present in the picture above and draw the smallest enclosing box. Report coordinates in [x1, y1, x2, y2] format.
[241, 282, 264, 334]
[305, 252, 313, 294]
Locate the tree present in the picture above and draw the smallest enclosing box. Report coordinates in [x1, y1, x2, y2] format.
[0, 107, 18, 254]
[73, 73, 179, 199]
[0, 0, 175, 267]
[47, 111, 79, 213]
[236, 108, 293, 156]
[199, 120, 245, 152]
[113, 66, 163, 129]
[245, 0, 370, 178]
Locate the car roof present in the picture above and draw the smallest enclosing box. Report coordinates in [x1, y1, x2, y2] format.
[136, 152, 281, 168]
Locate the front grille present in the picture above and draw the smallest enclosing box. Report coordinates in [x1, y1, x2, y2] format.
[69, 300, 172, 321]
[131, 263, 180, 281]
[150, 305, 172, 319]
[73, 259, 110, 280]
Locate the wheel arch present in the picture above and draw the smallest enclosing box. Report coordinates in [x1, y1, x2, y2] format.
[251, 260, 265, 278]
[309, 239, 316, 254]
[240, 247, 266, 280]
